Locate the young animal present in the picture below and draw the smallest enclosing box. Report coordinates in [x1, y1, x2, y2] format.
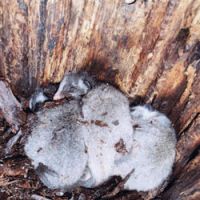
[53, 72, 95, 100]
[25, 71, 176, 193]
[81, 84, 133, 187]
[24, 100, 88, 191]
[29, 88, 48, 111]
[53, 74, 134, 187]
[114, 105, 177, 192]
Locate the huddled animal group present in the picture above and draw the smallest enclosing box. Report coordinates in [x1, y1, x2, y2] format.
[24, 72, 177, 193]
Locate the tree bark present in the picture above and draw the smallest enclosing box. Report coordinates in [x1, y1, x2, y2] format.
[0, 0, 200, 199]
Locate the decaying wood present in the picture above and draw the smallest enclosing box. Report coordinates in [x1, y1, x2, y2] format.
[0, 162, 27, 177]
[174, 115, 200, 177]
[0, 0, 200, 199]
[162, 153, 200, 200]
[0, 80, 26, 132]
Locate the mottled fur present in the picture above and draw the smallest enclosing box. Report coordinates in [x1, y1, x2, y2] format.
[25, 101, 88, 190]
[81, 84, 133, 187]
[114, 105, 176, 191]
[25, 72, 177, 193]
[29, 89, 48, 111]
[53, 72, 95, 100]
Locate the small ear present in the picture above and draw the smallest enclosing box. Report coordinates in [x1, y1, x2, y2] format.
[144, 104, 154, 111]
[83, 79, 92, 89]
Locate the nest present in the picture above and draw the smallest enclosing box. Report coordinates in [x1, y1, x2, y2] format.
[0, 0, 200, 199]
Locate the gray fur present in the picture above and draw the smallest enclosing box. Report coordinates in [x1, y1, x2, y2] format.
[25, 72, 177, 193]
[114, 105, 177, 191]
[81, 84, 133, 187]
[24, 100, 88, 190]
[53, 72, 95, 100]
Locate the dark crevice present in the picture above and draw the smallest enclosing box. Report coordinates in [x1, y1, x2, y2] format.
[151, 77, 188, 120]
[186, 145, 200, 165]
[187, 41, 200, 66]
[129, 95, 146, 107]
[36, 0, 48, 83]
[82, 58, 119, 86]
[179, 112, 200, 135]
[173, 93, 192, 132]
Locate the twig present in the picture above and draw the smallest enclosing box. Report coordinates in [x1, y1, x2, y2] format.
[102, 169, 135, 199]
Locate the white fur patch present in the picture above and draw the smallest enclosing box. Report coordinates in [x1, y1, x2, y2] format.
[25, 82, 176, 192]
[29, 91, 48, 110]
[78, 79, 88, 93]
[25, 101, 88, 190]
[115, 105, 176, 191]
[82, 84, 133, 187]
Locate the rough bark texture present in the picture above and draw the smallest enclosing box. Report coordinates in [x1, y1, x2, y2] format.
[0, 80, 26, 132]
[0, 0, 200, 199]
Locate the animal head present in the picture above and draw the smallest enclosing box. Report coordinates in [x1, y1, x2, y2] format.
[29, 88, 48, 111]
[53, 72, 95, 100]
[130, 105, 172, 128]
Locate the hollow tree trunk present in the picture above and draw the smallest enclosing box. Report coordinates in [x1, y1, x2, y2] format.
[0, 0, 200, 199]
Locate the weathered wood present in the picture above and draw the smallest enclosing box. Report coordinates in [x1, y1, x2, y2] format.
[0, 80, 26, 132]
[0, 0, 200, 199]
[162, 153, 200, 200]
[0, 1, 199, 99]
[174, 115, 200, 177]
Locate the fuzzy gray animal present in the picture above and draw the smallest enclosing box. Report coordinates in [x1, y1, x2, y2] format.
[46, 73, 134, 188]
[80, 84, 133, 187]
[114, 105, 177, 192]
[25, 71, 177, 193]
[29, 88, 48, 111]
[1, 74, 177, 194]
[24, 100, 88, 190]
[53, 72, 95, 100]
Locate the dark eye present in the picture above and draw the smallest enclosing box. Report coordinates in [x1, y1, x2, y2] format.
[68, 86, 77, 93]
[130, 107, 135, 112]
[83, 80, 92, 89]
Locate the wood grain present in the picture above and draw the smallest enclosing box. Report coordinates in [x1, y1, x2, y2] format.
[0, 0, 200, 199]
